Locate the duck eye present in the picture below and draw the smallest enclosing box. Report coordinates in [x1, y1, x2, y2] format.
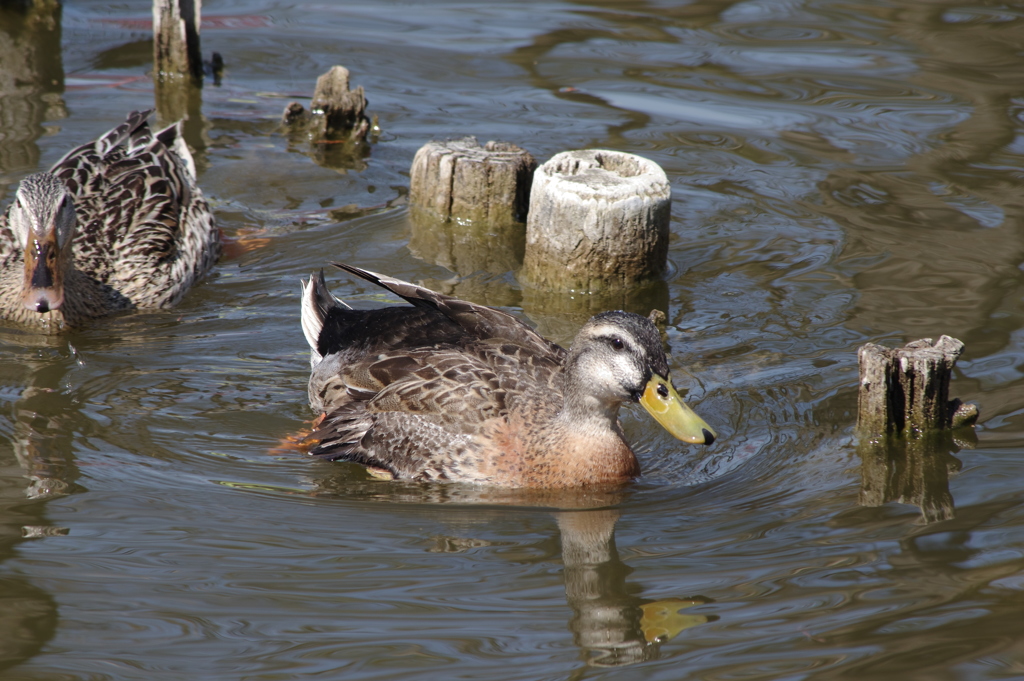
[610, 337, 624, 351]
[657, 383, 670, 399]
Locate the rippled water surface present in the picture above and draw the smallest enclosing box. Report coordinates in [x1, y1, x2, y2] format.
[2, 0, 1024, 678]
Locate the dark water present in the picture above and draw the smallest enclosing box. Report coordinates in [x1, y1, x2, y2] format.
[2, 0, 1024, 678]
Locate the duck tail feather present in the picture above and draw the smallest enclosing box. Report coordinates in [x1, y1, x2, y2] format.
[154, 119, 198, 181]
[50, 110, 155, 171]
[98, 110, 154, 156]
[301, 269, 350, 367]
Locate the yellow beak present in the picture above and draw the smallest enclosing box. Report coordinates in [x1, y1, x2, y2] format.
[639, 375, 716, 445]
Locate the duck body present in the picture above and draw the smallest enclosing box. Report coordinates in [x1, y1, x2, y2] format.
[0, 110, 220, 333]
[301, 264, 716, 488]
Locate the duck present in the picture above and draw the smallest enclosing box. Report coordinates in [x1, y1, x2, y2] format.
[299, 264, 716, 488]
[0, 110, 220, 333]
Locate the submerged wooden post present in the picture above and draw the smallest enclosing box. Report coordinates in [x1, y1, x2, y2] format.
[520, 150, 670, 292]
[409, 137, 536, 227]
[282, 66, 370, 142]
[310, 66, 369, 140]
[153, 0, 203, 84]
[856, 336, 978, 523]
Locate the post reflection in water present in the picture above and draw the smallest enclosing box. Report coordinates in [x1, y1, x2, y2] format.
[0, 0, 65, 180]
[857, 428, 973, 523]
[0, 2, 71, 667]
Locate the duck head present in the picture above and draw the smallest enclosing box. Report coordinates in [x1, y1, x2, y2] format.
[7, 173, 76, 314]
[565, 310, 716, 445]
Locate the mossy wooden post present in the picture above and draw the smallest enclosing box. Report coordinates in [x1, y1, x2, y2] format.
[409, 137, 536, 227]
[408, 137, 536, 276]
[521, 150, 670, 292]
[857, 336, 978, 522]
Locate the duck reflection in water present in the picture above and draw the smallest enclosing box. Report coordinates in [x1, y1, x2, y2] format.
[0, 346, 68, 671]
[0, 344, 83, 503]
[557, 509, 713, 666]
[306, 469, 714, 667]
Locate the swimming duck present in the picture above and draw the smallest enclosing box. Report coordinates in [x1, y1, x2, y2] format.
[0, 110, 220, 333]
[300, 264, 716, 488]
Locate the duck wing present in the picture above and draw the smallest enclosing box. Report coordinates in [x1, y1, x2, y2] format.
[309, 340, 563, 480]
[332, 263, 566, 360]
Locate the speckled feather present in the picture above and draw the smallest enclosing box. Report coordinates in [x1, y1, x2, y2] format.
[300, 265, 676, 488]
[0, 110, 220, 332]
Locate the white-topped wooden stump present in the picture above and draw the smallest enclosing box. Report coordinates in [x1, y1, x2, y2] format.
[520, 150, 670, 292]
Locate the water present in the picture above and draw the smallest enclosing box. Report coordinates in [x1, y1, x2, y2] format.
[2, 0, 1024, 678]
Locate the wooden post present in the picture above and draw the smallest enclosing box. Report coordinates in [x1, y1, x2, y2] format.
[857, 336, 978, 438]
[520, 150, 670, 292]
[409, 137, 536, 227]
[856, 336, 978, 523]
[153, 0, 202, 84]
[153, 0, 203, 127]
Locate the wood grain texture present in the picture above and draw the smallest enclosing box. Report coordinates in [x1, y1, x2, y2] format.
[409, 137, 536, 227]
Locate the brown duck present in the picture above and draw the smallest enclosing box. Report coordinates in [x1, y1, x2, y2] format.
[300, 264, 716, 488]
[0, 110, 220, 333]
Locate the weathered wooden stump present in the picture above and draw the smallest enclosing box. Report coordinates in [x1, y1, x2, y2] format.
[857, 336, 978, 438]
[281, 66, 370, 143]
[856, 336, 978, 522]
[279, 67, 373, 171]
[310, 66, 369, 140]
[281, 69, 368, 138]
[409, 137, 536, 227]
[520, 150, 670, 292]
